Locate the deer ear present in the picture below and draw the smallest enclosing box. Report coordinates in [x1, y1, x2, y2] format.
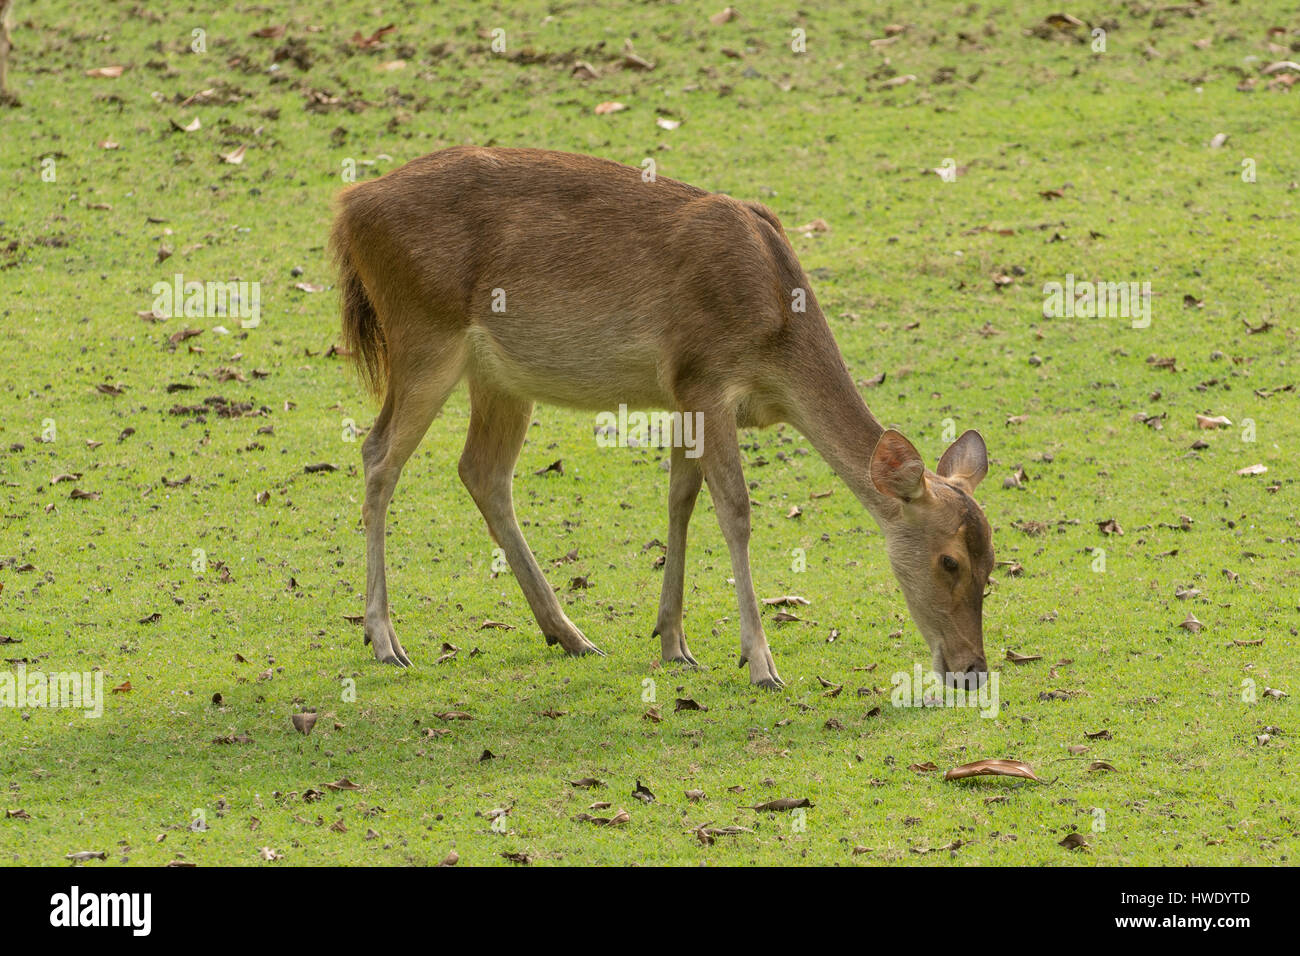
[870, 430, 927, 502]
[937, 429, 988, 491]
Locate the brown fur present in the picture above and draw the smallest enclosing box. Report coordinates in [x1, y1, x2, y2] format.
[0, 0, 14, 101]
[330, 147, 993, 687]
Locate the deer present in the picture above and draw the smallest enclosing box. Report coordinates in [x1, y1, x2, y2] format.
[330, 147, 993, 690]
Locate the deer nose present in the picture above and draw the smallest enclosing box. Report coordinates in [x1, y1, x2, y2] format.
[947, 662, 988, 691]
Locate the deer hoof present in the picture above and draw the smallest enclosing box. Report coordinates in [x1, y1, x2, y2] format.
[741, 652, 785, 689]
[653, 627, 698, 667]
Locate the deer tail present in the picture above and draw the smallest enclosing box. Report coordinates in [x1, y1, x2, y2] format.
[330, 211, 388, 399]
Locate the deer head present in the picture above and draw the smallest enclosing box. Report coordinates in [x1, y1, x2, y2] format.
[869, 429, 993, 690]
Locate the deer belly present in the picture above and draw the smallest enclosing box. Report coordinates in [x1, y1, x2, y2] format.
[465, 324, 670, 410]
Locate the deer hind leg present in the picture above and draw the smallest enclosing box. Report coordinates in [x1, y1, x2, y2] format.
[690, 402, 783, 689]
[653, 442, 702, 665]
[459, 378, 602, 657]
[362, 339, 466, 666]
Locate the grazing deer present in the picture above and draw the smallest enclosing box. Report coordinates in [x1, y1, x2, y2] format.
[330, 147, 993, 690]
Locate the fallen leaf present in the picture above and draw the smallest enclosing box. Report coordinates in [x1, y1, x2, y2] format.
[943, 759, 1040, 782]
[1006, 649, 1042, 664]
[1196, 414, 1232, 429]
[291, 712, 318, 735]
[749, 797, 812, 811]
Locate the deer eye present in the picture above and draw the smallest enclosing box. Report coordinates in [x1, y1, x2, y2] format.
[941, 555, 959, 572]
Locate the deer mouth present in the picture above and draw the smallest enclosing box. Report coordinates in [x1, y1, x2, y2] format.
[940, 654, 989, 690]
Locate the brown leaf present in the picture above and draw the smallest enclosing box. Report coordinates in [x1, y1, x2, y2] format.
[709, 7, 739, 25]
[85, 66, 125, 78]
[674, 697, 706, 712]
[1087, 761, 1117, 773]
[1178, 613, 1204, 633]
[1006, 649, 1042, 664]
[1059, 833, 1088, 850]
[291, 712, 318, 735]
[749, 797, 812, 811]
[793, 218, 830, 234]
[943, 759, 1040, 782]
[594, 101, 626, 115]
[351, 24, 396, 49]
[1196, 413, 1232, 429]
[111, 681, 131, 694]
[909, 762, 940, 774]
[324, 778, 360, 791]
[250, 25, 286, 39]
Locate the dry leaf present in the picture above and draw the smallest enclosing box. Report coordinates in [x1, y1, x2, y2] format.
[749, 797, 811, 811]
[291, 712, 318, 735]
[943, 759, 1040, 782]
[1006, 649, 1042, 664]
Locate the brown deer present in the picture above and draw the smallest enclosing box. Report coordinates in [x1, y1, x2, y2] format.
[330, 147, 993, 690]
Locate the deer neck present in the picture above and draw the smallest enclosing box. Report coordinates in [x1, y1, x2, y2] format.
[783, 357, 897, 524]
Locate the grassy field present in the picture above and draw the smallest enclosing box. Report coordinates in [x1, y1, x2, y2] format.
[0, 0, 1296, 866]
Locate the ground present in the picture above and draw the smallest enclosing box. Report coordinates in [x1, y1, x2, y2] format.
[0, 1, 1295, 866]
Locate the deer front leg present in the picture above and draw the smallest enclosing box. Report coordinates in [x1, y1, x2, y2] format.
[460, 381, 602, 657]
[653, 443, 702, 665]
[696, 411, 783, 689]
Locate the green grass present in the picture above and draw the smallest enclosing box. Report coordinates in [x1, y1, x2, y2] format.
[0, 0, 1296, 866]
